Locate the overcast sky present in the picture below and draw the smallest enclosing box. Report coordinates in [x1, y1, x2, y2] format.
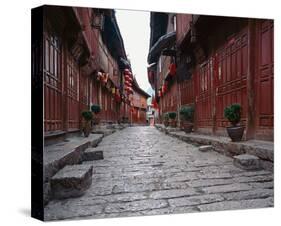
[115, 9, 152, 94]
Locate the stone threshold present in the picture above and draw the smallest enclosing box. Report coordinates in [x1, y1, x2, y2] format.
[155, 124, 273, 171]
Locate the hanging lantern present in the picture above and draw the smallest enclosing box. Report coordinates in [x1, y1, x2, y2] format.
[125, 80, 132, 87]
[124, 69, 131, 75]
[124, 74, 130, 81]
[112, 87, 116, 94]
[169, 63, 176, 76]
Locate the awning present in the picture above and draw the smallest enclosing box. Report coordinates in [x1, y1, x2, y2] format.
[148, 31, 176, 64]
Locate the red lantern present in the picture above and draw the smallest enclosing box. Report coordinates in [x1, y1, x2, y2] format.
[169, 63, 176, 76]
[125, 74, 130, 80]
[125, 81, 132, 87]
[124, 69, 130, 74]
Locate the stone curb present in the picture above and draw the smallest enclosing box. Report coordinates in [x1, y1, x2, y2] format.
[155, 124, 273, 171]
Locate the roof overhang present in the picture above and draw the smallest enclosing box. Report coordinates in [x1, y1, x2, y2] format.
[147, 31, 176, 64]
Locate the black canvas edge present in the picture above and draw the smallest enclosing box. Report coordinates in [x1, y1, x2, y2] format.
[31, 5, 44, 221]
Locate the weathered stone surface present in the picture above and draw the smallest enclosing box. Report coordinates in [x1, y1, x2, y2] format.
[233, 154, 261, 170]
[50, 164, 93, 199]
[201, 183, 252, 194]
[102, 192, 148, 203]
[155, 125, 273, 165]
[168, 194, 224, 207]
[43, 182, 51, 205]
[187, 178, 234, 188]
[44, 126, 273, 221]
[198, 197, 274, 212]
[83, 148, 104, 161]
[44, 134, 103, 182]
[104, 199, 168, 213]
[260, 159, 273, 171]
[150, 188, 200, 199]
[222, 188, 273, 201]
[198, 145, 213, 152]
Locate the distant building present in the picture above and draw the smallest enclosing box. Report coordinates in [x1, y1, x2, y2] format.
[129, 78, 150, 124]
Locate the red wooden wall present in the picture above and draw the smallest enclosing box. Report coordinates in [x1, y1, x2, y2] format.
[255, 20, 274, 139]
[44, 31, 63, 132]
[215, 28, 248, 133]
[177, 19, 274, 140]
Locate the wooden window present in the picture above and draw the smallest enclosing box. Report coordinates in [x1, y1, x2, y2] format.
[43, 32, 63, 132]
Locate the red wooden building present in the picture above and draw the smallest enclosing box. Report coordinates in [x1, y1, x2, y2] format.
[36, 6, 135, 142]
[148, 13, 274, 141]
[130, 78, 150, 124]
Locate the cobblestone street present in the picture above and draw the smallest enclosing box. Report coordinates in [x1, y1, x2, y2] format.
[44, 126, 273, 221]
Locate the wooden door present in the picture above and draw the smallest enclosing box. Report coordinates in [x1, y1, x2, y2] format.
[66, 53, 80, 130]
[255, 20, 274, 140]
[195, 59, 213, 132]
[215, 28, 248, 133]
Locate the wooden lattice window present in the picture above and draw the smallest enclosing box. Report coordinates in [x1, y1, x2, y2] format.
[43, 31, 63, 132]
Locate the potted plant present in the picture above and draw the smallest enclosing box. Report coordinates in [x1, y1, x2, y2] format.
[91, 104, 101, 125]
[163, 113, 169, 127]
[81, 110, 93, 137]
[168, 112, 177, 127]
[179, 105, 194, 133]
[224, 103, 245, 142]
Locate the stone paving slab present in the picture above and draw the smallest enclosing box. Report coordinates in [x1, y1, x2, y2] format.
[44, 126, 274, 221]
[198, 197, 273, 212]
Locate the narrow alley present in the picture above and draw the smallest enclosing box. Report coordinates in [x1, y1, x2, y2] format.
[44, 126, 273, 220]
[30, 5, 274, 222]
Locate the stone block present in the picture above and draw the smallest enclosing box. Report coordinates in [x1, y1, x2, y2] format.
[198, 145, 213, 152]
[83, 148, 104, 161]
[233, 154, 262, 170]
[50, 164, 93, 199]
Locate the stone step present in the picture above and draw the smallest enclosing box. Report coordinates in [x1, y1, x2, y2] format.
[233, 154, 262, 171]
[50, 164, 93, 199]
[83, 148, 104, 161]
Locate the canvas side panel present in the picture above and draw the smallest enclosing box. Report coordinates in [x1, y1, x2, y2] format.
[31, 5, 44, 221]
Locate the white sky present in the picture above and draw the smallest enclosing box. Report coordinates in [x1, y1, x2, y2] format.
[115, 9, 151, 94]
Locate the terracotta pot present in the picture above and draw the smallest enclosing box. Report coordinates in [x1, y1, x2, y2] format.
[92, 117, 100, 125]
[181, 121, 193, 133]
[164, 121, 169, 127]
[226, 125, 245, 142]
[83, 121, 91, 137]
[169, 119, 177, 128]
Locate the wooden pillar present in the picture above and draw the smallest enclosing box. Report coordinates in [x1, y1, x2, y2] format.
[62, 44, 69, 133]
[246, 19, 256, 140]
